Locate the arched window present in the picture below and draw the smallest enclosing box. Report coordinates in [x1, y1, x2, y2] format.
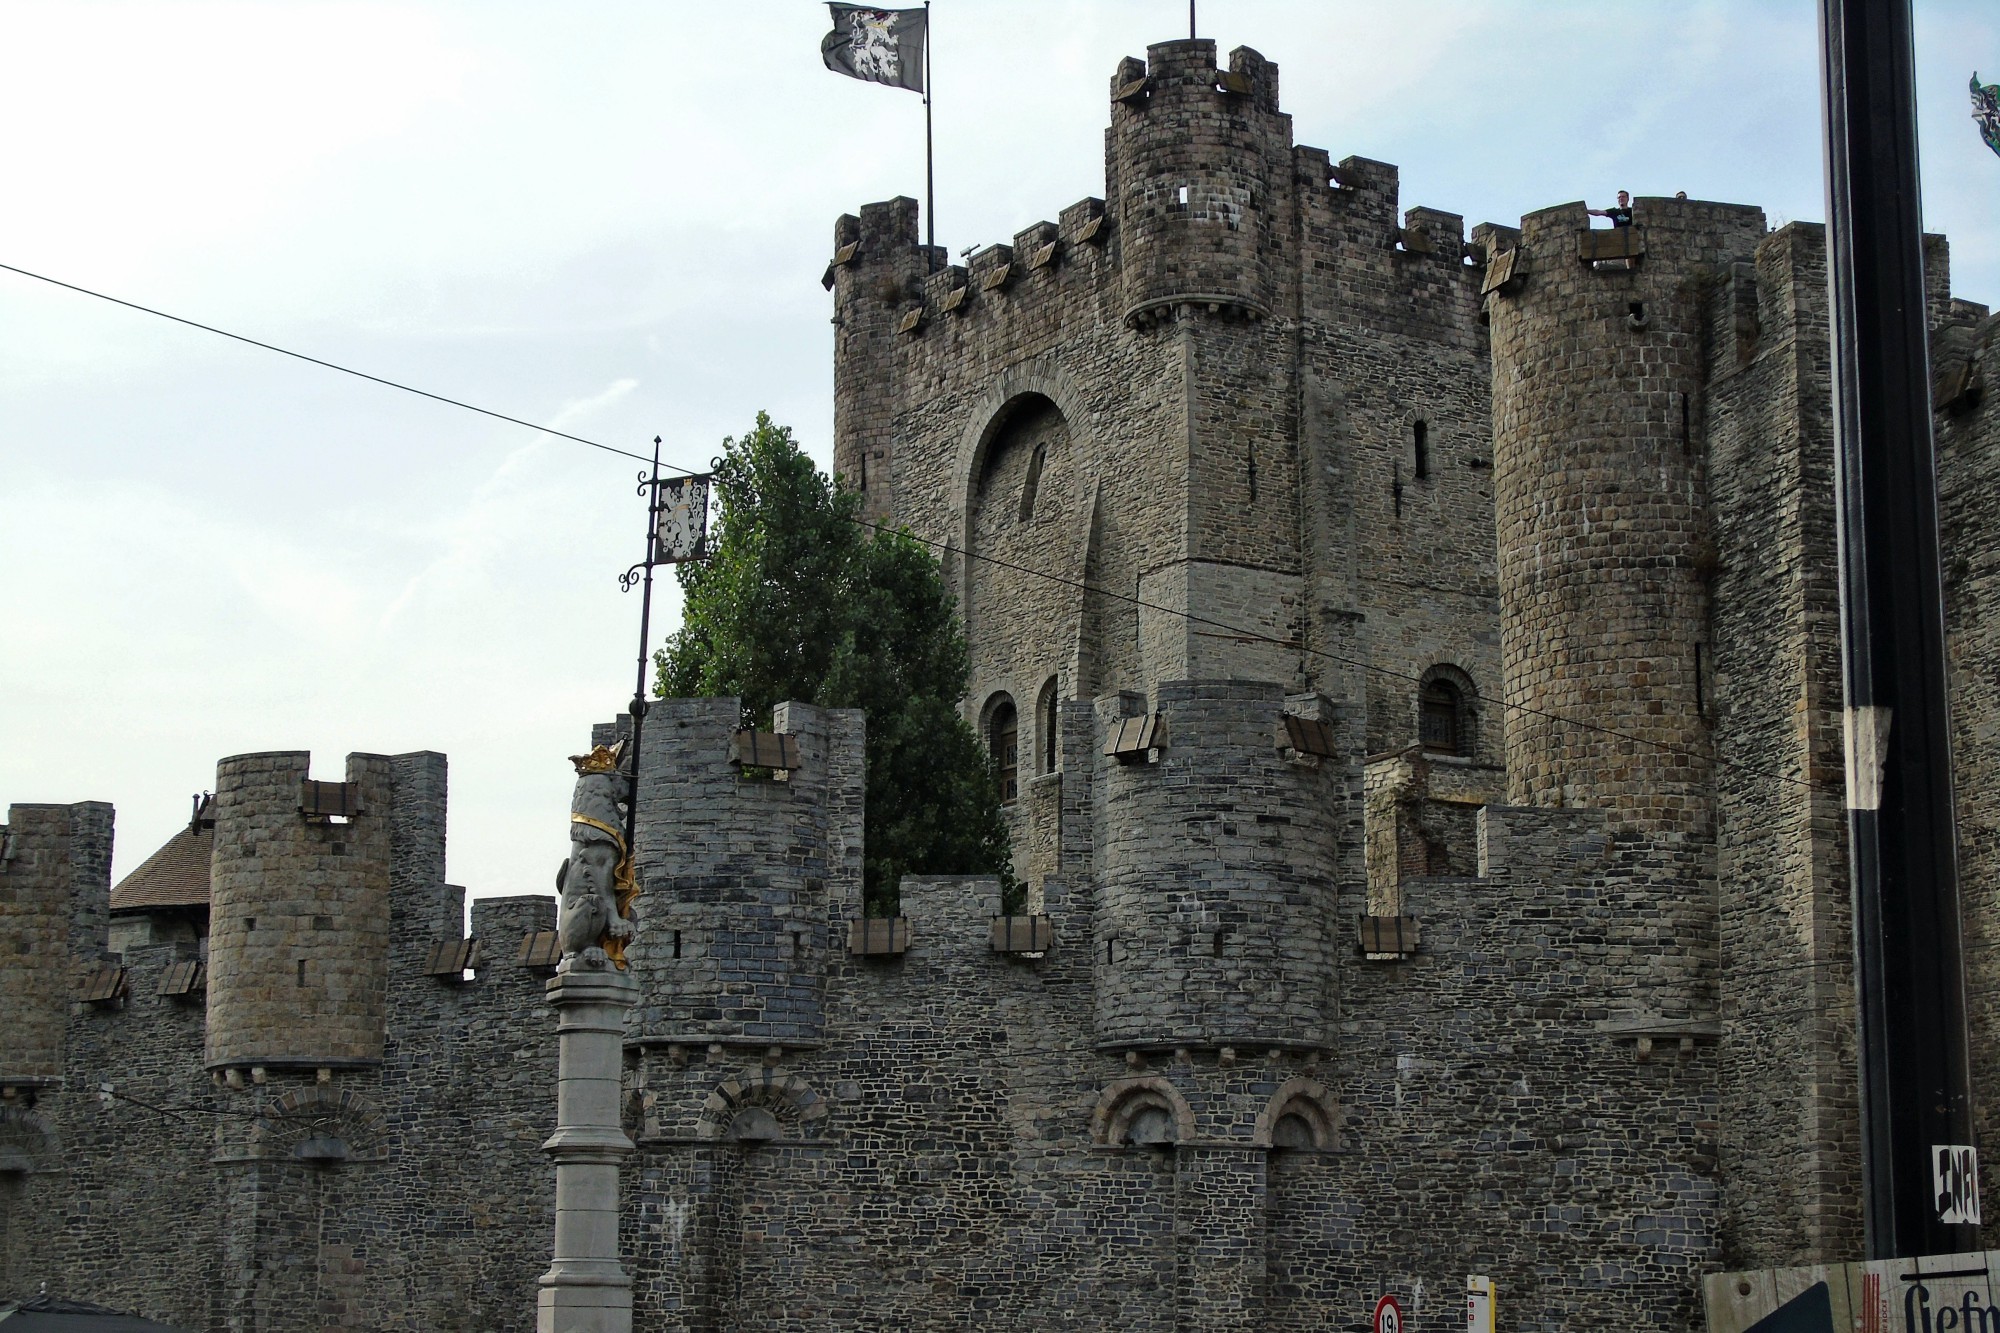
[1035, 677, 1059, 775]
[1019, 443, 1046, 523]
[1271, 1111, 1317, 1149]
[1413, 418, 1430, 479]
[1420, 679, 1462, 755]
[988, 695, 1019, 802]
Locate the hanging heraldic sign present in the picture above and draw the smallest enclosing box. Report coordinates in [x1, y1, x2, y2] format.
[1704, 1247, 2000, 1332]
[653, 475, 711, 564]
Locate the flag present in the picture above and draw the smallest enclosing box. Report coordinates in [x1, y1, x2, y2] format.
[1974, 73, 2000, 160]
[822, 5, 926, 93]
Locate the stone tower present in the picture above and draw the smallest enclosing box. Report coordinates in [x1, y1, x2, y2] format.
[204, 750, 396, 1070]
[1090, 682, 1340, 1051]
[1486, 197, 1765, 836]
[0, 802, 112, 1092]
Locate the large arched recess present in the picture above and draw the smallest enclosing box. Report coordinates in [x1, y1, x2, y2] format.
[951, 355, 1098, 715]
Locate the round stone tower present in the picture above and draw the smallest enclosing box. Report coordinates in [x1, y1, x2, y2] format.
[1486, 197, 1765, 836]
[1092, 680, 1339, 1051]
[1108, 39, 1286, 326]
[204, 750, 395, 1070]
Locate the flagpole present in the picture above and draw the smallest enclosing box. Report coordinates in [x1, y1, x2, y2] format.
[924, 1, 936, 269]
[1190, 1, 1196, 40]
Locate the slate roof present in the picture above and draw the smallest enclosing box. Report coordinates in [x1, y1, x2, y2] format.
[106, 825, 211, 914]
[0, 1297, 191, 1331]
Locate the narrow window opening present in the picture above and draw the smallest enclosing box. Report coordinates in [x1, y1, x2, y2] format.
[296, 959, 307, 987]
[1020, 443, 1046, 523]
[989, 697, 1019, 803]
[244, 917, 256, 933]
[1211, 929, 1226, 957]
[1176, 184, 1190, 207]
[1036, 677, 1059, 775]
[1420, 680, 1463, 755]
[1680, 392, 1692, 452]
[792, 930, 804, 958]
[1246, 445, 1258, 503]
[1413, 420, 1429, 479]
[859, 452, 868, 491]
[672, 929, 683, 960]
[1695, 643, 1708, 718]
[1392, 463, 1403, 519]
[1629, 301, 1646, 321]
[1106, 938, 1116, 965]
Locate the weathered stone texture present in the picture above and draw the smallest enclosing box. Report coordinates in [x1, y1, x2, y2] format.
[0, 801, 112, 1085]
[2, 756, 561, 1332]
[205, 751, 396, 1068]
[1936, 291, 2000, 1234]
[16, 27, 2000, 1333]
[1488, 198, 1764, 837]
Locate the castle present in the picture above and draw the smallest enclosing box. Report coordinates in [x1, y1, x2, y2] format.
[5, 35, 2000, 1331]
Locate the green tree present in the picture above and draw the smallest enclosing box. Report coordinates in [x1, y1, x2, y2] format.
[656, 412, 1016, 913]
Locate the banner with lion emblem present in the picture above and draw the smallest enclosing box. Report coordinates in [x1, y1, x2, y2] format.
[1974, 73, 2000, 160]
[822, 4, 927, 93]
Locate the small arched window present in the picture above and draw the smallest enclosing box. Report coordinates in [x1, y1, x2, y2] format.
[1420, 679, 1462, 755]
[1035, 677, 1059, 775]
[1019, 443, 1047, 523]
[988, 696, 1019, 802]
[1272, 1111, 1317, 1149]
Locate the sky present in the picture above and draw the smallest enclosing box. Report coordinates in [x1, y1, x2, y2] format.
[3, 1, 1996, 905]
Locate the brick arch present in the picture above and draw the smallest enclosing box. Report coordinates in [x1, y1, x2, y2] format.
[259, 1085, 389, 1163]
[1089, 1075, 1196, 1147]
[697, 1067, 829, 1141]
[1251, 1077, 1339, 1150]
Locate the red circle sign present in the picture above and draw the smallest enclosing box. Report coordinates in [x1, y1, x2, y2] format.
[1374, 1294, 1404, 1333]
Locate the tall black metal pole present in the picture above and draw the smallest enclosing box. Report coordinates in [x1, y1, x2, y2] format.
[1819, 0, 1981, 1258]
[923, 1, 935, 267]
[1189, 0, 1196, 40]
[623, 435, 663, 853]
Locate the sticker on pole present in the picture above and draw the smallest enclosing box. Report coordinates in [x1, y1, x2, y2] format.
[1935, 1144, 1982, 1224]
[1374, 1294, 1404, 1333]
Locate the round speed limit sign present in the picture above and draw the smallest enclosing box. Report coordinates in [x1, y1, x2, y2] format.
[1373, 1294, 1404, 1333]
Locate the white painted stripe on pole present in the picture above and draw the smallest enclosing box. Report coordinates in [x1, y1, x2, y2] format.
[1845, 705, 1892, 810]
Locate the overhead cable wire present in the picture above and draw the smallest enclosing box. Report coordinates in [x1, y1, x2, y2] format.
[1, 261, 1836, 795]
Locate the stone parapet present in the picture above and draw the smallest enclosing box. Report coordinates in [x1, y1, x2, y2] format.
[627, 698, 864, 1048]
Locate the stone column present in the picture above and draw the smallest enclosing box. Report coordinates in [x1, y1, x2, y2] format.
[537, 966, 639, 1333]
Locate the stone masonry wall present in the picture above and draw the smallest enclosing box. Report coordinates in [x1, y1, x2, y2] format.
[0, 759, 563, 1333]
[1487, 197, 1765, 835]
[1703, 223, 1861, 1266]
[832, 38, 1502, 898]
[205, 751, 396, 1069]
[1091, 680, 1340, 1051]
[1935, 297, 2000, 1232]
[0, 801, 112, 1086]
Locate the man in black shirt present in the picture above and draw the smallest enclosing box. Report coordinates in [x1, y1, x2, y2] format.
[1589, 190, 1634, 226]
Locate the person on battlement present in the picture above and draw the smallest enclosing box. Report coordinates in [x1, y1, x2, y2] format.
[1588, 190, 1634, 226]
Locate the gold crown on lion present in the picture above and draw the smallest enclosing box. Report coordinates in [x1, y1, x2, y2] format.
[569, 742, 623, 776]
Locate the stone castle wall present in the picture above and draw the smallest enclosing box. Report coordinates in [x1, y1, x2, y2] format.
[828, 37, 1506, 839]
[9, 28, 2000, 1333]
[0, 754, 562, 1333]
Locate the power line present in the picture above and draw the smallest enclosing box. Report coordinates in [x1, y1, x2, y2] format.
[3, 260, 1834, 795]
[0, 261, 649, 468]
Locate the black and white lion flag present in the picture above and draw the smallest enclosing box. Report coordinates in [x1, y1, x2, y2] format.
[822, 5, 927, 93]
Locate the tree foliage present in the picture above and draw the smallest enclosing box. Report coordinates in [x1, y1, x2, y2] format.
[656, 413, 1016, 913]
